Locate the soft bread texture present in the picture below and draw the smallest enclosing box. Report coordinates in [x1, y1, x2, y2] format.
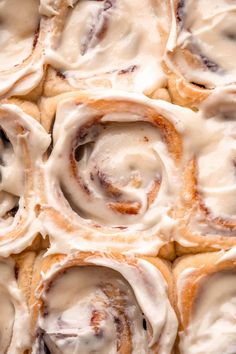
[163, 0, 236, 108]
[38, 90, 182, 259]
[0, 255, 32, 353]
[30, 251, 178, 354]
[173, 252, 236, 354]
[0, 100, 50, 256]
[0, 0, 48, 100]
[42, 0, 171, 97]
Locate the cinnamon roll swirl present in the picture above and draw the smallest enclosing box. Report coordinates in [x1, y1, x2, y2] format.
[173, 252, 236, 354]
[0, 0, 49, 99]
[165, 0, 236, 107]
[175, 86, 236, 254]
[0, 101, 50, 256]
[0, 255, 31, 353]
[42, 0, 170, 97]
[31, 251, 178, 354]
[39, 91, 184, 258]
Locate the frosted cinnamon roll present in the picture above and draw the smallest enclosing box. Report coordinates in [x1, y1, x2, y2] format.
[0, 0, 49, 99]
[173, 252, 236, 354]
[0, 102, 50, 256]
[175, 86, 236, 254]
[164, 0, 236, 107]
[31, 251, 178, 354]
[42, 0, 170, 97]
[0, 256, 31, 353]
[39, 90, 184, 258]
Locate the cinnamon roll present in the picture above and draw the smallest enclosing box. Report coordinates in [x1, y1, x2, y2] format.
[42, 0, 170, 97]
[0, 0, 50, 99]
[31, 251, 178, 354]
[175, 86, 236, 254]
[39, 90, 184, 258]
[165, 0, 236, 107]
[0, 255, 31, 353]
[173, 252, 236, 354]
[0, 101, 50, 256]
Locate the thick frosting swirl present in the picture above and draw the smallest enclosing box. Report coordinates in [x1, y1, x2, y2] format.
[0, 103, 50, 256]
[40, 89, 236, 253]
[0, 257, 31, 353]
[173, 86, 236, 246]
[40, 91, 182, 255]
[178, 269, 236, 354]
[32, 253, 177, 354]
[44, 0, 169, 94]
[166, 0, 236, 88]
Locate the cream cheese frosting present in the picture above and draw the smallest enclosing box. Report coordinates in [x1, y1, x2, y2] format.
[178, 269, 236, 354]
[0, 257, 31, 353]
[33, 254, 177, 354]
[0, 0, 39, 72]
[173, 86, 236, 244]
[0, 0, 45, 97]
[40, 90, 182, 255]
[44, 0, 169, 93]
[0, 103, 50, 256]
[166, 0, 236, 88]
[0, 0, 61, 98]
[40, 89, 236, 252]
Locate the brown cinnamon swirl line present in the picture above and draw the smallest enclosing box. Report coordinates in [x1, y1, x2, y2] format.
[30, 251, 178, 354]
[174, 86, 236, 254]
[173, 252, 236, 354]
[41, 0, 171, 98]
[0, 100, 50, 256]
[163, 0, 236, 108]
[38, 90, 184, 259]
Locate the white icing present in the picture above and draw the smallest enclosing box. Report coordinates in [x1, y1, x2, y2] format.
[179, 271, 236, 354]
[0, 258, 31, 353]
[0, 0, 39, 71]
[45, 0, 169, 93]
[166, 0, 236, 88]
[0, 0, 56, 98]
[33, 255, 177, 354]
[41, 90, 182, 255]
[0, 103, 50, 256]
[40, 88, 236, 252]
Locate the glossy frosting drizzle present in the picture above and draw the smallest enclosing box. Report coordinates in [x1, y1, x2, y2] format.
[0, 258, 30, 353]
[166, 0, 236, 88]
[33, 254, 177, 354]
[45, 0, 169, 93]
[178, 270, 236, 354]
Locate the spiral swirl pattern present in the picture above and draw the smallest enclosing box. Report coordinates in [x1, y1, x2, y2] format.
[40, 91, 182, 255]
[32, 252, 177, 354]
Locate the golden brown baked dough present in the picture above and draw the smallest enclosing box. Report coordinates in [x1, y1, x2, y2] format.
[0, 0, 50, 100]
[38, 90, 184, 259]
[0, 100, 50, 256]
[0, 254, 33, 353]
[174, 87, 236, 255]
[163, 0, 236, 108]
[30, 251, 178, 354]
[173, 252, 236, 354]
[42, 0, 171, 97]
